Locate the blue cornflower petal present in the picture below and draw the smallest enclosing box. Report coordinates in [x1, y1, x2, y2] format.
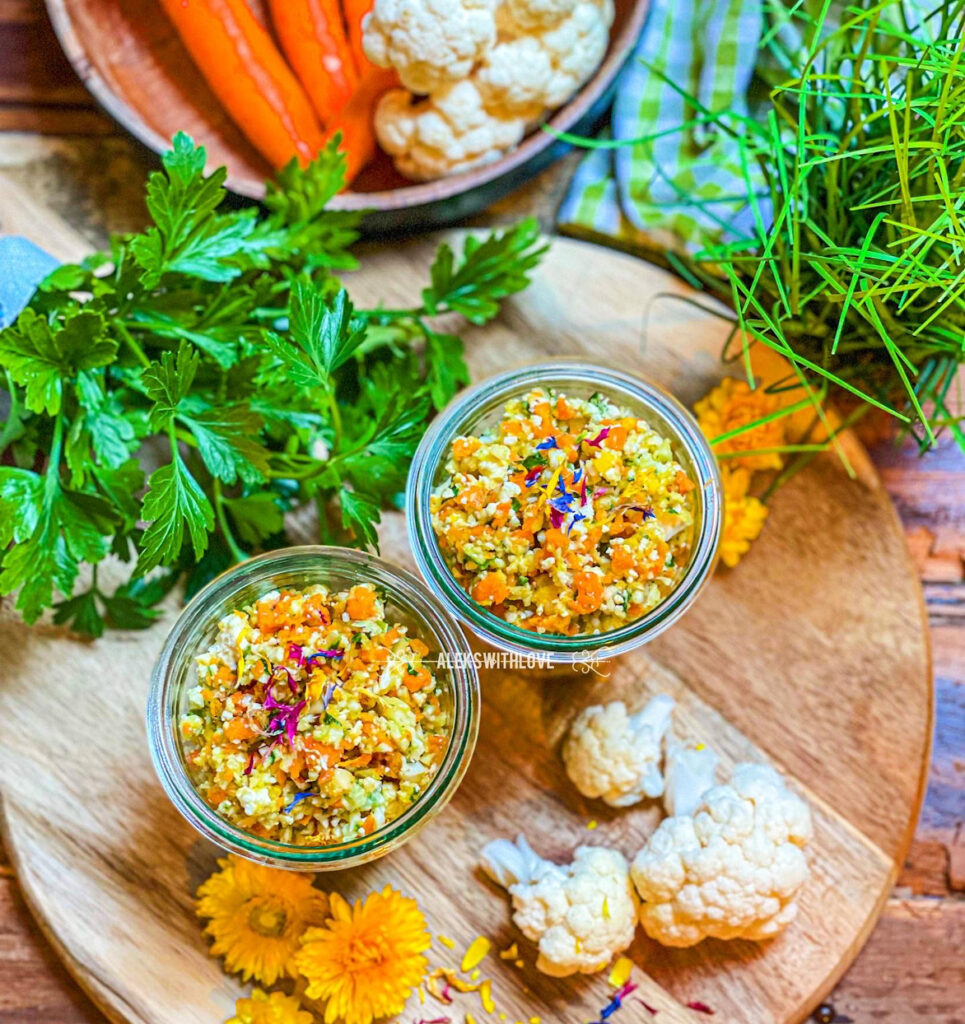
[283, 790, 316, 814]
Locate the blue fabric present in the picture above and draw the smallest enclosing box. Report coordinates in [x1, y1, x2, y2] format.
[0, 237, 58, 328]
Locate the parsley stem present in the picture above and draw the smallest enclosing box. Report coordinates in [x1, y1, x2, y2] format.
[325, 386, 343, 440]
[117, 323, 151, 369]
[213, 478, 246, 564]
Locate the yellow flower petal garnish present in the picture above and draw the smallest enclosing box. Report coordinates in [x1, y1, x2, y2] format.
[479, 979, 495, 1014]
[462, 936, 491, 972]
[437, 934, 456, 949]
[226, 988, 313, 1024]
[719, 466, 769, 568]
[587, 819, 598, 830]
[196, 855, 329, 986]
[499, 943, 519, 960]
[295, 886, 430, 1024]
[608, 956, 634, 988]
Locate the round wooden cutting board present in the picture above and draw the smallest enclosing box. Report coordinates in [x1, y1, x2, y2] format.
[0, 209, 932, 1024]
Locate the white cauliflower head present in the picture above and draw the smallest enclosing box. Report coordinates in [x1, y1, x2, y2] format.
[496, 0, 578, 31]
[562, 695, 676, 807]
[374, 81, 526, 180]
[480, 835, 638, 976]
[362, 0, 498, 95]
[476, 36, 555, 121]
[488, 0, 614, 112]
[631, 758, 813, 947]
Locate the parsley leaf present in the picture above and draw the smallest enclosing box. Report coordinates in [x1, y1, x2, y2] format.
[136, 456, 215, 575]
[270, 284, 366, 386]
[422, 217, 548, 324]
[0, 308, 116, 415]
[182, 406, 271, 486]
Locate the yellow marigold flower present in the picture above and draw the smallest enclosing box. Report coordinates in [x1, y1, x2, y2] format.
[197, 856, 330, 986]
[719, 466, 768, 568]
[227, 988, 314, 1024]
[695, 377, 785, 471]
[295, 886, 430, 1024]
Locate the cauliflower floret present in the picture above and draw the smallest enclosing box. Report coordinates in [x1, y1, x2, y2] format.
[663, 742, 719, 817]
[631, 755, 813, 947]
[362, 0, 498, 94]
[476, 36, 554, 120]
[375, 81, 526, 181]
[536, 0, 613, 107]
[480, 0, 614, 118]
[481, 835, 638, 976]
[562, 695, 675, 807]
[497, 0, 578, 31]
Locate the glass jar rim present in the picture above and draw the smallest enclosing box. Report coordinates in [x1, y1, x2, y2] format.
[147, 546, 480, 868]
[405, 358, 722, 662]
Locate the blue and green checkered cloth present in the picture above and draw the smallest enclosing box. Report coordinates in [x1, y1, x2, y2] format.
[559, 0, 768, 253]
[558, 0, 939, 255]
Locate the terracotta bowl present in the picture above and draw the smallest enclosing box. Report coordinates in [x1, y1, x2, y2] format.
[45, 0, 649, 230]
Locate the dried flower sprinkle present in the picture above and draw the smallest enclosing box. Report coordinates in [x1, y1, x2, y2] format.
[608, 956, 633, 988]
[461, 936, 491, 972]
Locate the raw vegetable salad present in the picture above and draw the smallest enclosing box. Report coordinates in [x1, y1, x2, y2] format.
[180, 583, 449, 845]
[430, 388, 696, 635]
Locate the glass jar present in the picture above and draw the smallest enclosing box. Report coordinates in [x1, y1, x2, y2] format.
[147, 546, 480, 870]
[406, 359, 722, 665]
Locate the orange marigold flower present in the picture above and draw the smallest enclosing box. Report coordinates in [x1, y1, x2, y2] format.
[227, 988, 314, 1024]
[719, 466, 768, 567]
[196, 855, 330, 986]
[295, 886, 430, 1024]
[695, 377, 785, 471]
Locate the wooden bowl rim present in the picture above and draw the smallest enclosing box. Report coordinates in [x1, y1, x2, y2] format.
[43, 0, 649, 207]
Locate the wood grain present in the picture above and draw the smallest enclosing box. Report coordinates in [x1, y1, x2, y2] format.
[0, 206, 932, 1024]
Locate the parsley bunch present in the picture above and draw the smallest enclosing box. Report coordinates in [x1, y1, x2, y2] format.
[0, 133, 546, 636]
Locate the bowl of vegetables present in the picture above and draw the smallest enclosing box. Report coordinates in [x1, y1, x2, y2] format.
[44, 0, 648, 230]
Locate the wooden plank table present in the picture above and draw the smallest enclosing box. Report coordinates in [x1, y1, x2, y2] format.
[0, 3, 962, 1021]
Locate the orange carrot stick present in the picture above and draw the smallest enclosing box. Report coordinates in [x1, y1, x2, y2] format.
[341, 0, 377, 73]
[324, 67, 398, 184]
[268, 0, 359, 124]
[158, 0, 325, 168]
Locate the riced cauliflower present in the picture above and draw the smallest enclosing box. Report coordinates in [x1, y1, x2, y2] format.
[180, 584, 450, 846]
[562, 694, 675, 807]
[375, 80, 526, 181]
[481, 835, 638, 976]
[362, 0, 498, 94]
[631, 753, 813, 946]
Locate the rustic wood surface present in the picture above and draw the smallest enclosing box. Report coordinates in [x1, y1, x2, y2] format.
[0, 186, 934, 1023]
[0, 4, 962, 1022]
